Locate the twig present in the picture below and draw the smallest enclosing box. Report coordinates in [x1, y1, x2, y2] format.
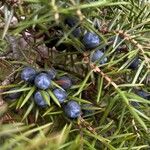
[79, 116, 97, 134]
[90, 64, 118, 89]
[116, 30, 150, 69]
[98, 28, 150, 69]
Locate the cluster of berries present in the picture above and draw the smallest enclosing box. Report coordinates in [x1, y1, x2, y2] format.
[44, 17, 150, 106]
[5, 17, 149, 120]
[7, 67, 81, 119]
[44, 17, 107, 65]
[44, 17, 140, 69]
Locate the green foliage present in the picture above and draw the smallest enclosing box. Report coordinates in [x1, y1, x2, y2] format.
[0, 0, 150, 149]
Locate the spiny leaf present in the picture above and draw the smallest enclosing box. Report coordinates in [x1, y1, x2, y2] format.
[20, 86, 36, 108]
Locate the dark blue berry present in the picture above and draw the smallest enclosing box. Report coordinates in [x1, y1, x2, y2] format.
[65, 17, 78, 27]
[53, 88, 67, 104]
[128, 57, 140, 70]
[34, 91, 50, 107]
[82, 32, 100, 49]
[21, 67, 37, 83]
[64, 101, 81, 119]
[58, 76, 72, 90]
[7, 88, 22, 100]
[65, 17, 81, 38]
[135, 89, 150, 100]
[91, 50, 107, 64]
[47, 68, 57, 79]
[34, 73, 51, 90]
[72, 27, 81, 37]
